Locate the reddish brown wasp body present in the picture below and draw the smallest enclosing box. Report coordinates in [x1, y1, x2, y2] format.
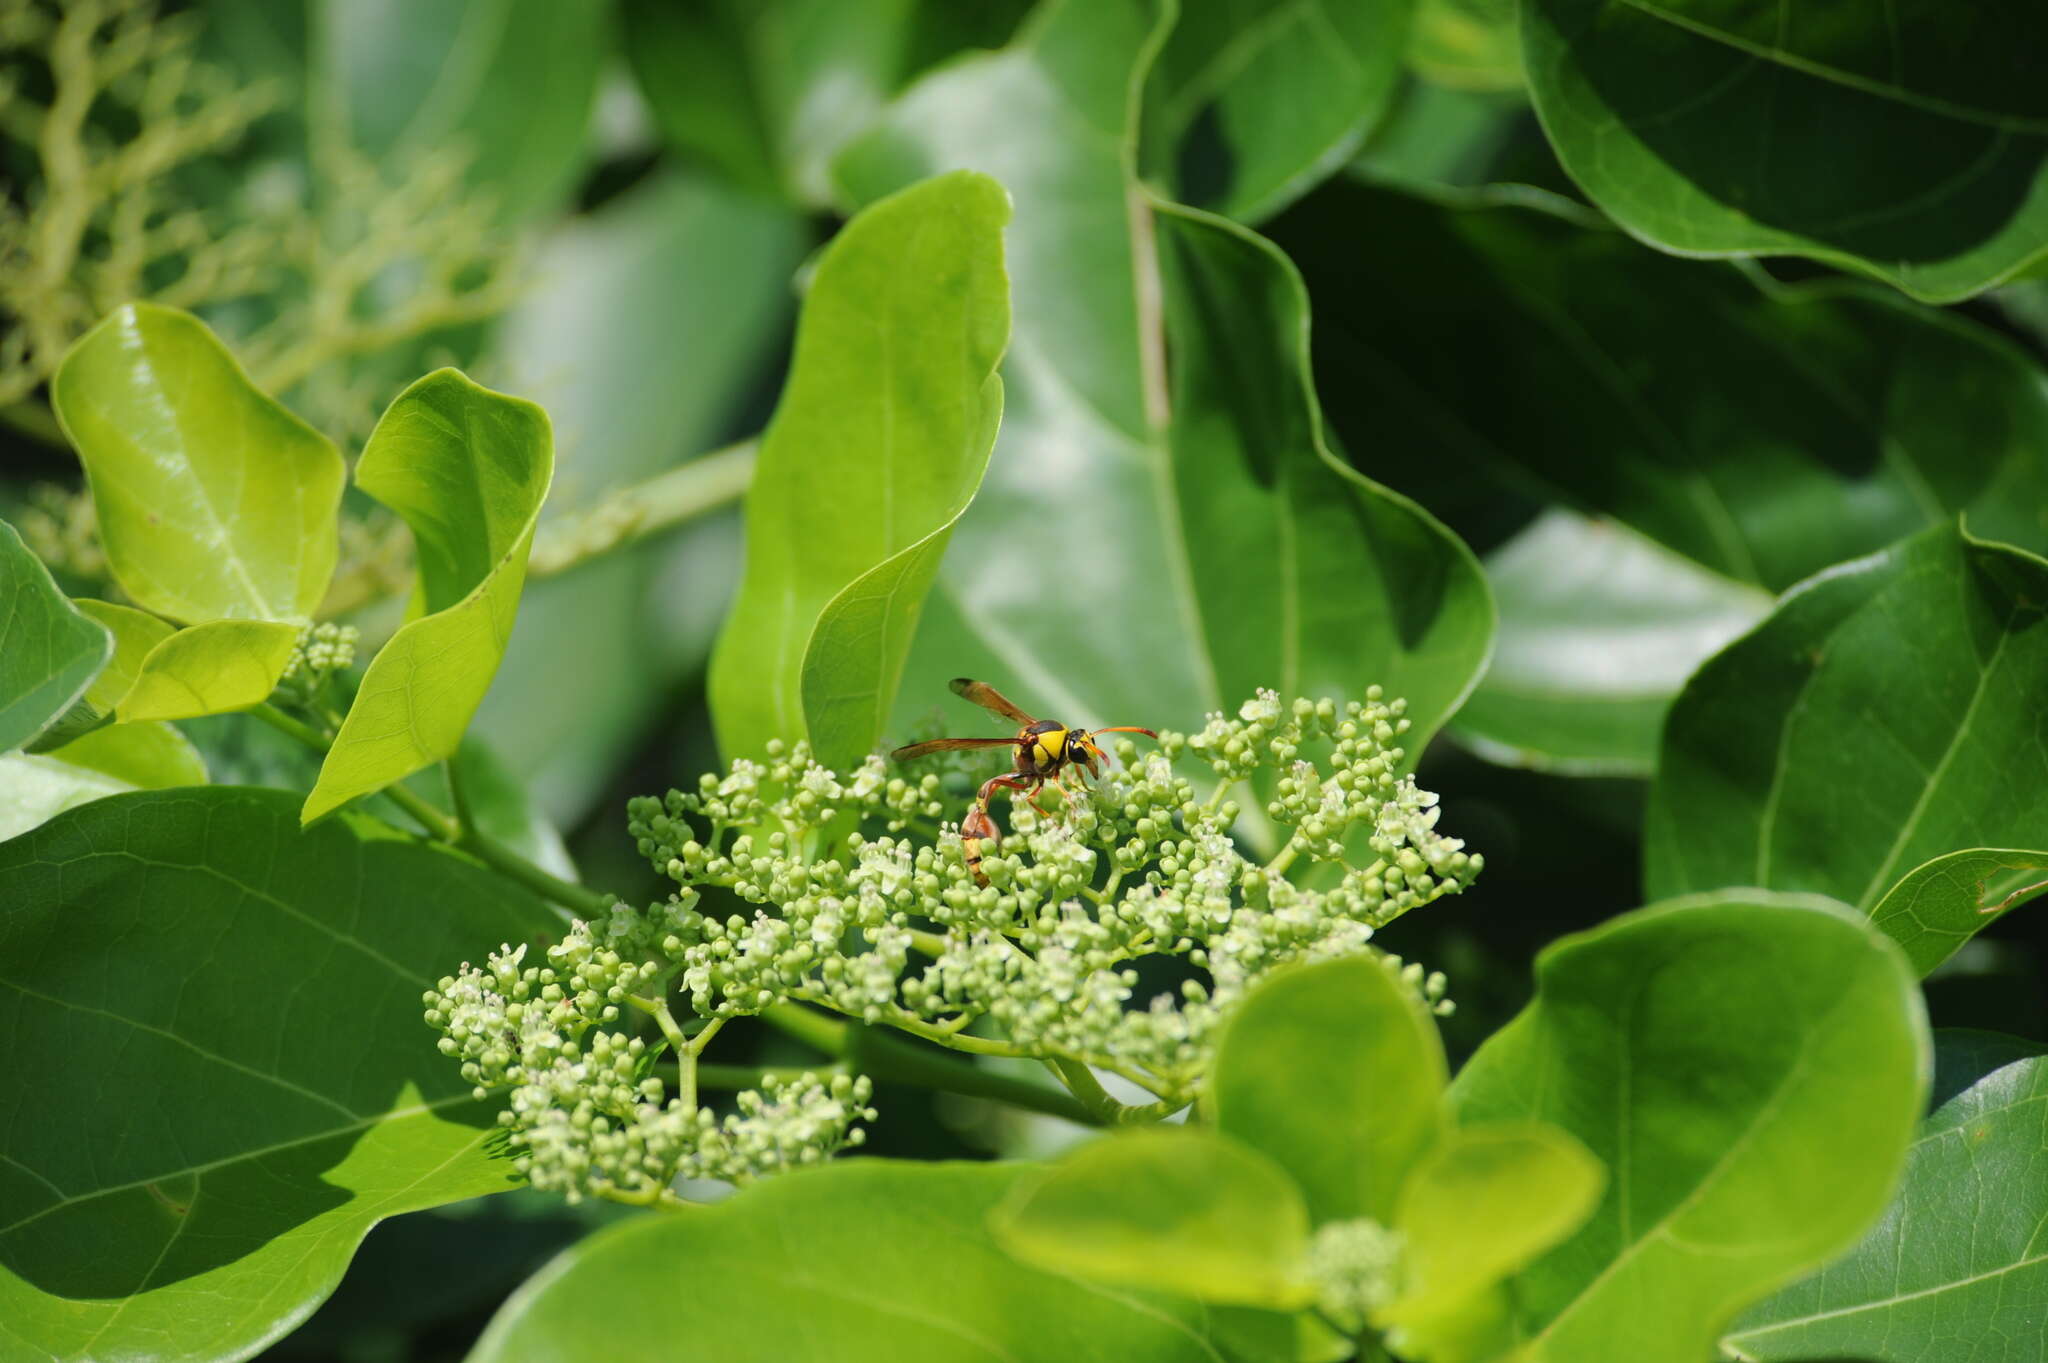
[890, 678, 1157, 883]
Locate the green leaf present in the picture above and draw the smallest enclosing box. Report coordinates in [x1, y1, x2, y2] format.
[1272, 180, 2048, 590]
[1148, 0, 1414, 222]
[620, 0, 1030, 207]
[1349, 80, 1556, 193]
[42, 719, 207, 790]
[0, 787, 553, 1363]
[1211, 955, 1446, 1225]
[1446, 892, 1931, 1361]
[839, 0, 1491, 755]
[50, 304, 344, 625]
[1380, 1123, 1604, 1340]
[0, 519, 110, 753]
[1646, 524, 2048, 913]
[1409, 0, 1521, 92]
[117, 619, 302, 723]
[204, 0, 605, 222]
[1519, 0, 2048, 302]
[709, 170, 1011, 768]
[448, 740, 576, 883]
[992, 1128, 1315, 1308]
[72, 598, 175, 714]
[1726, 1030, 2048, 1362]
[469, 1160, 1291, 1362]
[0, 753, 130, 842]
[1451, 510, 1769, 775]
[0, 722, 208, 840]
[305, 370, 552, 822]
[1869, 847, 2048, 977]
[475, 170, 805, 823]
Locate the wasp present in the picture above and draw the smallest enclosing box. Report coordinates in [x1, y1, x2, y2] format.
[890, 678, 1157, 883]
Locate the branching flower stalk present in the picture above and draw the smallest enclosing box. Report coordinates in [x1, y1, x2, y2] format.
[0, 0, 276, 409]
[426, 689, 1482, 1207]
[1, 0, 521, 450]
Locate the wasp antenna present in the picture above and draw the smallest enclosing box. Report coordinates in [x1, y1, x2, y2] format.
[1088, 726, 1159, 740]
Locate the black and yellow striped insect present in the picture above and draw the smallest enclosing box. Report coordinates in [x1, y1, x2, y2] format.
[890, 678, 1157, 883]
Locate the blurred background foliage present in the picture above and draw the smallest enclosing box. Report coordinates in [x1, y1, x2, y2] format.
[3, 0, 2045, 1357]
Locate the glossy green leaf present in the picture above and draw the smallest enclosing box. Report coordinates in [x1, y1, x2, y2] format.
[0, 519, 110, 754]
[1409, 0, 1520, 92]
[117, 619, 302, 723]
[476, 171, 804, 823]
[1520, 0, 2048, 302]
[71, 598, 175, 714]
[0, 722, 207, 840]
[306, 371, 552, 822]
[1447, 892, 1931, 1361]
[1148, 0, 1413, 222]
[1647, 524, 2048, 912]
[992, 1128, 1315, 1308]
[448, 740, 576, 883]
[839, 0, 1491, 754]
[205, 0, 604, 222]
[1868, 848, 2048, 977]
[361, 738, 577, 885]
[0, 754, 130, 842]
[1273, 180, 2048, 588]
[620, 0, 1030, 207]
[1452, 510, 1769, 775]
[1211, 955, 1446, 1225]
[50, 304, 344, 625]
[1726, 1030, 2048, 1362]
[43, 719, 207, 790]
[1379, 1123, 1604, 1353]
[0, 787, 552, 1363]
[710, 170, 1011, 768]
[469, 1160, 1291, 1362]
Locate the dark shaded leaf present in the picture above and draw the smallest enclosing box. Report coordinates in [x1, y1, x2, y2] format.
[0, 788, 553, 1363]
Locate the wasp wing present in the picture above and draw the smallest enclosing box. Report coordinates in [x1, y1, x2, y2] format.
[949, 677, 1037, 725]
[889, 737, 1020, 762]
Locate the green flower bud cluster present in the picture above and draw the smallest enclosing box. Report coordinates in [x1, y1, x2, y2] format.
[628, 691, 1472, 1099]
[1303, 1217, 1406, 1321]
[426, 690, 1478, 1203]
[422, 939, 873, 1203]
[277, 622, 358, 690]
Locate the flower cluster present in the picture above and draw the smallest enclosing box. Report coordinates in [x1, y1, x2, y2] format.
[1303, 1217, 1407, 1321]
[423, 940, 875, 1203]
[278, 622, 358, 688]
[427, 689, 1479, 1205]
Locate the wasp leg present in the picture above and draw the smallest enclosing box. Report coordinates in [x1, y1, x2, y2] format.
[978, 771, 1055, 820]
[976, 772, 1037, 817]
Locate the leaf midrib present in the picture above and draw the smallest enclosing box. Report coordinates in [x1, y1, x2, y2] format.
[1613, 0, 2048, 136]
[0, 975, 358, 1124]
[1727, 1246, 2048, 1346]
[0, 1093, 480, 1237]
[134, 323, 279, 620]
[1527, 940, 1864, 1350]
[1855, 607, 2015, 907]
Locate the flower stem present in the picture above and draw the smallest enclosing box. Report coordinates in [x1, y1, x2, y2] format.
[527, 441, 757, 577]
[693, 1062, 834, 1088]
[249, 701, 611, 918]
[1047, 1056, 1184, 1126]
[762, 1003, 1099, 1126]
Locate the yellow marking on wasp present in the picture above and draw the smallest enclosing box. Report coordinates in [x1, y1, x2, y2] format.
[1033, 728, 1067, 767]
